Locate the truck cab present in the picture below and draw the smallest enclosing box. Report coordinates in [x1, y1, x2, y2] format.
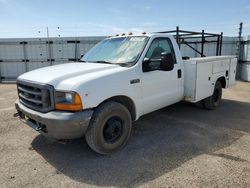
[15, 33, 236, 154]
[139, 34, 184, 114]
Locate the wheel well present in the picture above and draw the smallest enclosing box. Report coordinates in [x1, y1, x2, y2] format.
[101, 96, 136, 121]
[217, 77, 226, 88]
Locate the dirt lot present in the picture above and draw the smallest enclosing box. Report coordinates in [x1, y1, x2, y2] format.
[0, 81, 250, 188]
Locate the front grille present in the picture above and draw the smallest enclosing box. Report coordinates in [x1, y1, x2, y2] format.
[17, 80, 54, 112]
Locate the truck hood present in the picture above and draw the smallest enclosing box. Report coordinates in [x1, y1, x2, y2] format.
[18, 62, 124, 86]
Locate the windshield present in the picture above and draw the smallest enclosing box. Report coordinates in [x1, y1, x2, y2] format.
[81, 36, 148, 65]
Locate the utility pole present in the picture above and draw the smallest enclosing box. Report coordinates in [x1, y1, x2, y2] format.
[236, 22, 243, 79]
[236, 22, 243, 59]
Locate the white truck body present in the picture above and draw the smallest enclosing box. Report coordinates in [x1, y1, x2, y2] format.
[15, 33, 237, 154]
[183, 56, 237, 102]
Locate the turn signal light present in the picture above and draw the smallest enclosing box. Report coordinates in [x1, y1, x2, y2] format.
[55, 93, 83, 112]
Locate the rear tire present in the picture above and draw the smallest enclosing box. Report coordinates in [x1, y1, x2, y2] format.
[203, 81, 222, 110]
[85, 101, 132, 155]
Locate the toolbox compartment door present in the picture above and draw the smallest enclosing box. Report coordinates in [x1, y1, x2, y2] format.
[195, 62, 213, 101]
[212, 60, 228, 74]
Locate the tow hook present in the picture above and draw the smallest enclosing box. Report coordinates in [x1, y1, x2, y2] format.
[13, 111, 23, 118]
[13, 112, 20, 117]
[35, 125, 42, 131]
[36, 123, 48, 133]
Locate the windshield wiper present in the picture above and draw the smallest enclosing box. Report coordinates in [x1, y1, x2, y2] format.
[87, 60, 130, 67]
[78, 60, 86, 62]
[93, 60, 114, 65]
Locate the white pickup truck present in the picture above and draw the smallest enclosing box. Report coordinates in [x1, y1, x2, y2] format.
[15, 33, 237, 154]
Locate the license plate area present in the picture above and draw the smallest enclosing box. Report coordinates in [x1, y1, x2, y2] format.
[16, 111, 48, 133]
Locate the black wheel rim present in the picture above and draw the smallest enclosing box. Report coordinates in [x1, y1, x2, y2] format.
[103, 117, 123, 143]
[213, 88, 219, 103]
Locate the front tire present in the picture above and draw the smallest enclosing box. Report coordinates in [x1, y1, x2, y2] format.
[203, 81, 222, 110]
[85, 101, 132, 154]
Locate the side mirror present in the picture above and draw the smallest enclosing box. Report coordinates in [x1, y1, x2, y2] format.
[142, 52, 175, 72]
[80, 54, 84, 58]
[142, 57, 151, 72]
[160, 52, 174, 71]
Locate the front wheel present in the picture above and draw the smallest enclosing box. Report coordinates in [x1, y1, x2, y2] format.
[85, 101, 132, 154]
[203, 81, 222, 110]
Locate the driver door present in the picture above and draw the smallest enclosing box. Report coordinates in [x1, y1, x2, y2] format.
[141, 37, 183, 114]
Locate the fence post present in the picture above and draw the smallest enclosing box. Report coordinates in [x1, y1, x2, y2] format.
[75, 39, 78, 61]
[22, 42, 28, 72]
[47, 27, 52, 66]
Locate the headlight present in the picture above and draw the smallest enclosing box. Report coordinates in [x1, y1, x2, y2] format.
[54, 91, 83, 111]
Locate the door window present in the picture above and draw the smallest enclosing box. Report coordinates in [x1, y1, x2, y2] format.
[144, 38, 176, 71]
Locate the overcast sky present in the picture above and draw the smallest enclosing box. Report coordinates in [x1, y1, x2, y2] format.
[0, 0, 249, 38]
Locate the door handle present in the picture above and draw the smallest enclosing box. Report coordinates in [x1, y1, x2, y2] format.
[177, 69, 182, 78]
[130, 79, 140, 84]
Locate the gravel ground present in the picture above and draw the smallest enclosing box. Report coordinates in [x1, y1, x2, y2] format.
[0, 81, 249, 188]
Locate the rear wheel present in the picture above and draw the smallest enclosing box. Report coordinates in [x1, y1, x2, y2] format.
[85, 101, 132, 154]
[203, 81, 222, 110]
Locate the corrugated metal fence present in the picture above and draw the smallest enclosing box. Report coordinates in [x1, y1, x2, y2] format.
[238, 36, 250, 81]
[0, 36, 105, 82]
[0, 35, 249, 82]
[241, 36, 250, 62]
